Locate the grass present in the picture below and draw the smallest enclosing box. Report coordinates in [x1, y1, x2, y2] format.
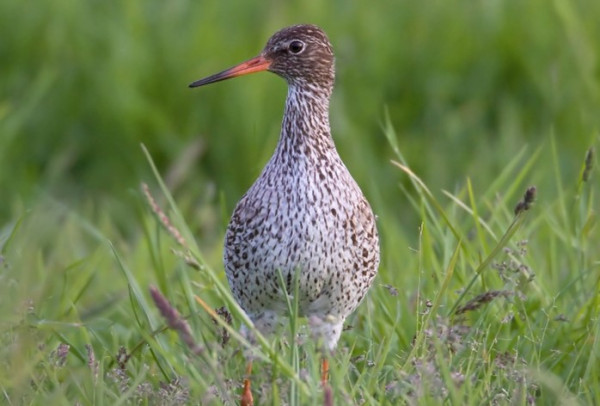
[1, 135, 597, 404]
[1, 0, 600, 404]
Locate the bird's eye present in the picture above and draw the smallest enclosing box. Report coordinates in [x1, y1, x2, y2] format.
[288, 40, 305, 54]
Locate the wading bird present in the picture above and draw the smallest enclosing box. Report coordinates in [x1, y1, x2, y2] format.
[190, 24, 380, 405]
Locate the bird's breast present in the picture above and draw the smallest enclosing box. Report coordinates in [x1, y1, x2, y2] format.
[224, 156, 379, 316]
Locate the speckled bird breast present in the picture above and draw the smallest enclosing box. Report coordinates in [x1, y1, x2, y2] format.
[223, 147, 379, 321]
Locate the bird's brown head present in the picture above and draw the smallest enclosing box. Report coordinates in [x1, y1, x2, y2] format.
[189, 24, 335, 91]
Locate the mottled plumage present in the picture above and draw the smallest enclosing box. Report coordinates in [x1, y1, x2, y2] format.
[191, 24, 379, 351]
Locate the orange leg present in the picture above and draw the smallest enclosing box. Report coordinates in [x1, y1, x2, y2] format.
[241, 361, 254, 406]
[321, 357, 329, 386]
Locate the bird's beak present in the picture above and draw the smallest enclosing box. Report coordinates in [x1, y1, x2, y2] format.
[189, 54, 271, 88]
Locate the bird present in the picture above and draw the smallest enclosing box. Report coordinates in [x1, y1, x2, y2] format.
[189, 24, 380, 405]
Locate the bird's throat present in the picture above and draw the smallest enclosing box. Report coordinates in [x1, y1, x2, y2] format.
[275, 85, 335, 161]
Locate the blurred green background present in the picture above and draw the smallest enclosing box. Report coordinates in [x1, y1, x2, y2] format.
[2, 0, 598, 240]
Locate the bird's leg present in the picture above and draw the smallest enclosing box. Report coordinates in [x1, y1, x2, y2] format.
[321, 356, 329, 386]
[240, 313, 280, 406]
[241, 361, 254, 406]
[308, 316, 342, 387]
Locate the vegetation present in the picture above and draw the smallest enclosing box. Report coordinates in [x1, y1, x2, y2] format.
[1, 0, 598, 404]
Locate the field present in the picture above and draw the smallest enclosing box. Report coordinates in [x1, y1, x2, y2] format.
[1, 0, 599, 404]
